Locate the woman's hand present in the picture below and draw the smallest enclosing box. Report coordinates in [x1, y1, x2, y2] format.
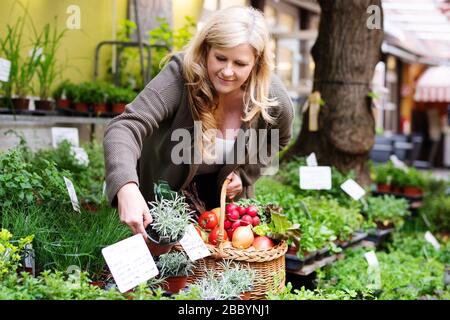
[117, 182, 152, 241]
[226, 171, 243, 200]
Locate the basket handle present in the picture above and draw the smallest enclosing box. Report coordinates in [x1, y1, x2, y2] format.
[217, 178, 231, 252]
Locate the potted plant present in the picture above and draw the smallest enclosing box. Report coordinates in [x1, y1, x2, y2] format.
[107, 86, 136, 114]
[146, 193, 194, 256]
[85, 82, 108, 115]
[156, 251, 194, 294]
[402, 168, 426, 197]
[364, 195, 410, 229]
[35, 19, 66, 111]
[67, 83, 88, 113]
[373, 162, 394, 193]
[53, 80, 72, 110]
[0, 16, 41, 112]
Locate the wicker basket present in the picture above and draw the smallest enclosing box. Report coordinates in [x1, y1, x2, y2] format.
[187, 178, 288, 300]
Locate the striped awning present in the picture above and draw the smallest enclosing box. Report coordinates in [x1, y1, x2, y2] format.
[414, 66, 450, 103]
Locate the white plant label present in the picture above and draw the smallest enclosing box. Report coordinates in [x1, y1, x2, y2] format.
[102, 181, 107, 197]
[299, 166, 332, 190]
[364, 251, 379, 268]
[364, 250, 381, 290]
[390, 155, 408, 171]
[179, 224, 211, 261]
[424, 231, 440, 250]
[71, 146, 89, 166]
[51, 127, 79, 148]
[63, 176, 80, 213]
[102, 234, 159, 293]
[306, 152, 318, 166]
[0, 58, 11, 82]
[340, 179, 366, 201]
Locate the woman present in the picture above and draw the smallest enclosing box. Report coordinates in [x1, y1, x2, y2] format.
[103, 6, 294, 240]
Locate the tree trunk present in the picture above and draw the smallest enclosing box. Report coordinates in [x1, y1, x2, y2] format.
[282, 0, 384, 186]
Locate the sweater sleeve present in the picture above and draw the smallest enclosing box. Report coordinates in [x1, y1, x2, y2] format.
[103, 55, 185, 205]
[237, 75, 295, 188]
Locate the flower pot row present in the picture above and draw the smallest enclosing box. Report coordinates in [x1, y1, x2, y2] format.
[376, 183, 423, 197]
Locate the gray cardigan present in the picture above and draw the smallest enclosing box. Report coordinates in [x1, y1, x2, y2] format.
[103, 53, 294, 206]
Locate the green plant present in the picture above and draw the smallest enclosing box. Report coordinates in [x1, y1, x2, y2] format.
[35, 17, 66, 101]
[52, 80, 71, 100]
[156, 251, 194, 277]
[148, 16, 196, 77]
[148, 193, 195, 242]
[185, 260, 255, 300]
[402, 167, 427, 189]
[372, 161, 395, 185]
[364, 195, 410, 228]
[107, 86, 136, 104]
[420, 194, 450, 233]
[0, 229, 34, 279]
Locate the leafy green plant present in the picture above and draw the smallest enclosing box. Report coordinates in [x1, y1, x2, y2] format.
[52, 80, 71, 100]
[0, 229, 34, 279]
[148, 193, 195, 242]
[106, 86, 136, 104]
[148, 16, 196, 77]
[364, 195, 410, 228]
[35, 17, 66, 101]
[420, 194, 450, 233]
[156, 251, 194, 277]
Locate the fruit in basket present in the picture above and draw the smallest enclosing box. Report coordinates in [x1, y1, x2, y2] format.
[224, 220, 232, 229]
[226, 229, 234, 240]
[231, 220, 241, 230]
[251, 216, 260, 227]
[240, 215, 253, 226]
[231, 225, 254, 249]
[195, 226, 209, 243]
[208, 225, 228, 245]
[198, 211, 219, 230]
[226, 209, 239, 221]
[252, 236, 274, 250]
[236, 206, 247, 217]
[246, 205, 258, 217]
[225, 203, 238, 214]
[211, 207, 221, 218]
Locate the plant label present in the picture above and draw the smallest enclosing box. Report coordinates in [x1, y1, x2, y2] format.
[364, 250, 381, 290]
[102, 181, 107, 197]
[180, 224, 211, 261]
[101, 234, 159, 293]
[70, 146, 89, 166]
[63, 176, 80, 213]
[364, 251, 379, 268]
[340, 179, 366, 201]
[390, 155, 408, 171]
[299, 166, 332, 190]
[424, 231, 440, 250]
[51, 127, 79, 148]
[306, 152, 318, 166]
[0, 58, 11, 82]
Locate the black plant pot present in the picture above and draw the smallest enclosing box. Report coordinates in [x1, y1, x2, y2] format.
[146, 224, 181, 257]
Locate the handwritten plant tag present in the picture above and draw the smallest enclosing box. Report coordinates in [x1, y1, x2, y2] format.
[424, 231, 440, 250]
[63, 176, 80, 213]
[364, 251, 381, 290]
[306, 152, 318, 166]
[340, 179, 366, 201]
[51, 127, 79, 148]
[102, 234, 159, 293]
[299, 166, 332, 190]
[0, 58, 11, 82]
[179, 224, 211, 261]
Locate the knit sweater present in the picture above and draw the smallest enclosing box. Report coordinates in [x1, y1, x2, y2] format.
[103, 53, 294, 206]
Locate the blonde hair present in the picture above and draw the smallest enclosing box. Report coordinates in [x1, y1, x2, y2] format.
[181, 6, 278, 159]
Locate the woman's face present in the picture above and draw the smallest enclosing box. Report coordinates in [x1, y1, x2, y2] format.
[206, 44, 256, 98]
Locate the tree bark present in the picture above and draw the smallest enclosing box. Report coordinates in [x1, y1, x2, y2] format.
[282, 0, 384, 186]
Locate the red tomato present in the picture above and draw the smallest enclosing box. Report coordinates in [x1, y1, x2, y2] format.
[208, 226, 228, 245]
[198, 211, 219, 230]
[246, 205, 258, 217]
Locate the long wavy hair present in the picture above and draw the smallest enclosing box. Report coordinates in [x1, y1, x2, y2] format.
[181, 6, 278, 160]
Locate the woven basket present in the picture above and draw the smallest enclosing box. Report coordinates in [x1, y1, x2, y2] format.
[187, 178, 288, 300]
